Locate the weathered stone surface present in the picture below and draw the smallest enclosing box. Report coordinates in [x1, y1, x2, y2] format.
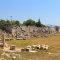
[31, 45, 37, 49]
[41, 45, 49, 50]
[25, 48, 31, 52]
[21, 48, 25, 52]
[10, 45, 16, 50]
[36, 45, 41, 49]
[15, 26, 58, 38]
[26, 45, 32, 49]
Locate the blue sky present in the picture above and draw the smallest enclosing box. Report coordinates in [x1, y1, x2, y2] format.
[0, 0, 60, 25]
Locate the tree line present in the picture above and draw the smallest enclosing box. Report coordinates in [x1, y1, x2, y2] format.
[23, 19, 45, 27]
[0, 19, 45, 33]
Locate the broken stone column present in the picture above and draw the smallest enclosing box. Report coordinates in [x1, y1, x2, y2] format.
[2, 33, 5, 49]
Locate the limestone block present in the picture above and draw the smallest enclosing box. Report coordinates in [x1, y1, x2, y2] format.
[10, 45, 16, 50]
[36, 45, 41, 49]
[41, 45, 49, 50]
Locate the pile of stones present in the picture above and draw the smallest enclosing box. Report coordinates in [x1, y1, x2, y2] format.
[9, 44, 49, 53]
[21, 44, 49, 52]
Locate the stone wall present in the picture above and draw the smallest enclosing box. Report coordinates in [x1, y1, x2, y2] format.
[11, 26, 59, 39]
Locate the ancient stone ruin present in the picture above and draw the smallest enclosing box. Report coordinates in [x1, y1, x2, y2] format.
[21, 44, 49, 52]
[11, 26, 60, 39]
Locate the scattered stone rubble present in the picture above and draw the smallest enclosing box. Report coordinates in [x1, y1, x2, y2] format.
[21, 44, 49, 52]
[2, 44, 49, 53]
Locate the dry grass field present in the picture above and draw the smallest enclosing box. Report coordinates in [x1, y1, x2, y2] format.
[0, 34, 60, 60]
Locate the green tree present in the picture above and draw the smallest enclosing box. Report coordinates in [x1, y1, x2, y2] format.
[36, 19, 42, 27]
[12, 20, 21, 26]
[23, 19, 36, 26]
[0, 19, 6, 24]
[15, 20, 20, 26]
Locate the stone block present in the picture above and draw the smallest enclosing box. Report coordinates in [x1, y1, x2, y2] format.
[36, 45, 41, 49]
[31, 45, 37, 49]
[10, 45, 16, 50]
[41, 45, 49, 50]
[25, 48, 31, 52]
[21, 48, 25, 52]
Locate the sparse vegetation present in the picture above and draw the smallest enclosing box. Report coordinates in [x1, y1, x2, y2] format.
[4, 34, 60, 60]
